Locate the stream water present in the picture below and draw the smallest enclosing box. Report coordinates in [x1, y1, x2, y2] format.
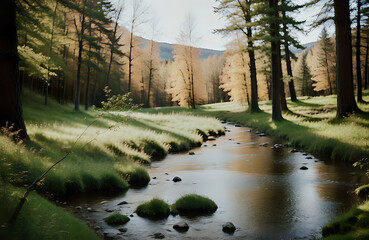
[68, 123, 368, 240]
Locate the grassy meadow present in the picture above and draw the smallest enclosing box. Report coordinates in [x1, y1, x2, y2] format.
[143, 91, 369, 163]
[0, 90, 224, 239]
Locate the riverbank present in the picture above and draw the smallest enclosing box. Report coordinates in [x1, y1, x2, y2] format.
[0, 91, 224, 239]
[143, 92, 369, 163]
[142, 91, 369, 239]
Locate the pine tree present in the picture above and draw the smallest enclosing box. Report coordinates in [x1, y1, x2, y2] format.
[316, 26, 335, 94]
[298, 51, 315, 96]
[215, 0, 260, 112]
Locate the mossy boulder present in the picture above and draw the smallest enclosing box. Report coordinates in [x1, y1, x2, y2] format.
[104, 213, 130, 226]
[136, 198, 171, 219]
[171, 194, 218, 216]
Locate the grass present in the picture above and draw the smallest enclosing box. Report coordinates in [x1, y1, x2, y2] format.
[135, 198, 171, 219]
[1, 89, 225, 239]
[171, 194, 218, 216]
[141, 92, 369, 163]
[0, 183, 99, 240]
[322, 201, 369, 239]
[104, 213, 130, 226]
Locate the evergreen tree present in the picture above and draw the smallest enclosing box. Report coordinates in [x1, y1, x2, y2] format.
[298, 51, 315, 96]
[215, 0, 260, 112]
[316, 26, 335, 94]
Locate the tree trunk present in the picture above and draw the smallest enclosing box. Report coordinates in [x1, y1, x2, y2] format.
[279, 66, 288, 111]
[282, 9, 297, 102]
[74, 2, 86, 111]
[270, 0, 283, 121]
[357, 0, 363, 102]
[106, 21, 118, 88]
[365, 28, 369, 90]
[334, 0, 360, 118]
[85, 23, 92, 111]
[0, 0, 28, 140]
[128, 28, 134, 92]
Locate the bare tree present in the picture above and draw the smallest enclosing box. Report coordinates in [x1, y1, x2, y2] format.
[127, 0, 147, 92]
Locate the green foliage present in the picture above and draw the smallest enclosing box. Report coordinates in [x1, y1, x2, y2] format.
[0, 184, 99, 240]
[104, 213, 130, 226]
[135, 198, 171, 219]
[101, 87, 142, 111]
[171, 194, 218, 215]
[322, 201, 369, 239]
[355, 184, 369, 198]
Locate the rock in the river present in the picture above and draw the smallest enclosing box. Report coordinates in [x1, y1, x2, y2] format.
[203, 145, 208, 147]
[189, 152, 195, 155]
[153, 177, 157, 179]
[222, 222, 236, 233]
[235, 124, 242, 127]
[306, 156, 313, 159]
[87, 207, 94, 212]
[290, 149, 298, 153]
[207, 136, 216, 141]
[94, 226, 101, 230]
[237, 142, 240, 145]
[258, 133, 266, 137]
[260, 142, 269, 147]
[173, 221, 189, 232]
[173, 176, 182, 182]
[153, 232, 165, 239]
[100, 201, 108, 204]
[212, 144, 216, 146]
[117, 201, 128, 206]
[273, 144, 282, 149]
[130, 214, 134, 217]
[302, 153, 308, 156]
[76, 206, 82, 210]
[118, 227, 128, 233]
[105, 209, 114, 213]
[300, 166, 309, 170]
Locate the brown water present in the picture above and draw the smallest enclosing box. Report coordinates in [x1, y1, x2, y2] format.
[69, 124, 367, 240]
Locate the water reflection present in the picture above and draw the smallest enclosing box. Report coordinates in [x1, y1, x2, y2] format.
[69, 124, 368, 240]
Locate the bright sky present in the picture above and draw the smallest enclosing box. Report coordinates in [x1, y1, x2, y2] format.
[115, 0, 334, 51]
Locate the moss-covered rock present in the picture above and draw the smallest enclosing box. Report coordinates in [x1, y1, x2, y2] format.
[171, 194, 218, 216]
[104, 213, 130, 226]
[136, 198, 171, 219]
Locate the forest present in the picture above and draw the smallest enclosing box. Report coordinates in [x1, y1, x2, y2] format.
[1, 0, 369, 239]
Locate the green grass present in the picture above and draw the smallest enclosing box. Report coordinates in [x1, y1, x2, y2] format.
[135, 198, 171, 219]
[104, 213, 130, 226]
[171, 194, 218, 216]
[1, 90, 225, 239]
[322, 201, 369, 239]
[0, 183, 99, 240]
[141, 91, 369, 163]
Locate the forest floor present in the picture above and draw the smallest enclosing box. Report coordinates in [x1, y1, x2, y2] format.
[0, 90, 224, 239]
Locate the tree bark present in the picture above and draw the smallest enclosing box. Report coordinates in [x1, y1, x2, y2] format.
[334, 0, 360, 118]
[85, 22, 92, 110]
[365, 28, 369, 90]
[74, 0, 87, 111]
[128, 28, 134, 92]
[269, 0, 283, 121]
[282, 9, 297, 102]
[0, 0, 28, 140]
[357, 0, 363, 102]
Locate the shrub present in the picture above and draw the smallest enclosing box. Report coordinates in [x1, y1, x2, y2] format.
[171, 194, 218, 216]
[136, 198, 171, 219]
[104, 213, 130, 226]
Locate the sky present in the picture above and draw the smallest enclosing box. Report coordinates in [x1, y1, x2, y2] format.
[114, 0, 334, 51]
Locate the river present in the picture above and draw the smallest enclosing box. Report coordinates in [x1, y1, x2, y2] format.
[68, 123, 367, 239]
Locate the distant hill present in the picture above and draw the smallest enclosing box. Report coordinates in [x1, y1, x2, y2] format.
[138, 37, 224, 61]
[138, 34, 315, 61]
[290, 41, 316, 54]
